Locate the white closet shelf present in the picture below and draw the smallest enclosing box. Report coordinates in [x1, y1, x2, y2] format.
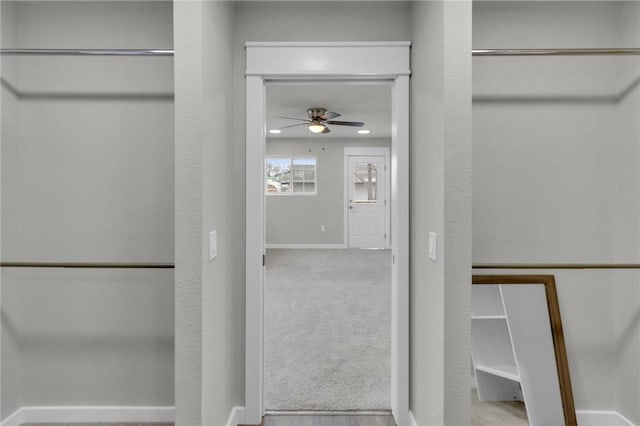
[471, 315, 507, 320]
[475, 364, 520, 382]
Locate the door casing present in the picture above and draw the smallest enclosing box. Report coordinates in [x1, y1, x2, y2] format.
[243, 42, 411, 426]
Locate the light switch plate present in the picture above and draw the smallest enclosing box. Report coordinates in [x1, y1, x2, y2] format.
[429, 232, 437, 261]
[209, 230, 217, 261]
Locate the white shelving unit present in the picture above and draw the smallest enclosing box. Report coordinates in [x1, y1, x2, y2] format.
[471, 284, 565, 425]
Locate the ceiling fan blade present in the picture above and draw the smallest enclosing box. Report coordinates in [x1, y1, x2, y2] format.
[279, 122, 309, 130]
[320, 111, 341, 120]
[326, 120, 365, 127]
[321, 126, 331, 134]
[277, 116, 310, 122]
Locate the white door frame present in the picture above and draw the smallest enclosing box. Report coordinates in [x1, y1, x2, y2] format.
[243, 42, 410, 426]
[344, 147, 391, 249]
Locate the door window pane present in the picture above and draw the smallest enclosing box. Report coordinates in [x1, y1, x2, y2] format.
[353, 162, 377, 203]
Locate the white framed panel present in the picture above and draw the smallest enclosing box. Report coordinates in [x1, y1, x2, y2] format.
[244, 42, 410, 426]
[391, 75, 410, 426]
[246, 42, 410, 78]
[245, 75, 266, 422]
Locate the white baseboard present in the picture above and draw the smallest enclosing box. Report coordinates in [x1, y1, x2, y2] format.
[226, 406, 245, 426]
[1, 406, 175, 426]
[0, 409, 23, 426]
[409, 411, 419, 426]
[576, 410, 636, 426]
[265, 243, 347, 249]
[408, 408, 636, 426]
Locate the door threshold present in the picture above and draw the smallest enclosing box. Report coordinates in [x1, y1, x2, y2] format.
[264, 410, 392, 416]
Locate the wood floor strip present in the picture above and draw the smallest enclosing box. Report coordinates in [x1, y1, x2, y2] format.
[243, 414, 397, 426]
[21, 423, 174, 426]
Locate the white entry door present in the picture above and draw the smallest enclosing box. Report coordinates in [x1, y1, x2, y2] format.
[347, 155, 387, 248]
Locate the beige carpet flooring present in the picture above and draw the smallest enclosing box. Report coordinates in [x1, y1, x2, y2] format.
[264, 249, 391, 411]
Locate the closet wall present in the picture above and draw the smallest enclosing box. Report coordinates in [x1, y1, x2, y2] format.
[174, 1, 472, 423]
[1, 1, 22, 418]
[1, 1, 174, 420]
[616, 2, 640, 422]
[173, 2, 239, 425]
[410, 2, 472, 425]
[207, 2, 412, 424]
[473, 1, 640, 421]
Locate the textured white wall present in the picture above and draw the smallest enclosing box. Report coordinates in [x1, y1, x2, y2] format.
[232, 2, 411, 419]
[473, 0, 638, 414]
[410, 2, 445, 423]
[174, 1, 242, 425]
[1, 1, 174, 418]
[174, 2, 204, 425]
[200, 1, 243, 424]
[614, 2, 640, 423]
[266, 137, 391, 246]
[410, 1, 472, 425]
[1, 0, 23, 420]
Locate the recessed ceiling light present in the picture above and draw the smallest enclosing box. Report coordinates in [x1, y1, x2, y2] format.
[358, 129, 371, 135]
[269, 129, 282, 134]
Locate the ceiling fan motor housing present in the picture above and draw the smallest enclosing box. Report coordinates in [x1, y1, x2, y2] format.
[307, 107, 328, 120]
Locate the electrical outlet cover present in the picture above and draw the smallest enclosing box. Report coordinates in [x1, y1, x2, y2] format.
[209, 230, 217, 260]
[429, 232, 437, 261]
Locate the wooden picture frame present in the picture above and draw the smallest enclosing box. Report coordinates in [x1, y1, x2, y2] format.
[472, 275, 576, 426]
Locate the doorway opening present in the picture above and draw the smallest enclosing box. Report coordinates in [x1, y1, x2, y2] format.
[244, 41, 410, 426]
[263, 82, 392, 411]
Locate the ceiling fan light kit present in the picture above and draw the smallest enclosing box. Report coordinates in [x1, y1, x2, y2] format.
[308, 121, 326, 133]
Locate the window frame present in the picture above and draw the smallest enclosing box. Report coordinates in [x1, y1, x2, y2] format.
[265, 155, 317, 196]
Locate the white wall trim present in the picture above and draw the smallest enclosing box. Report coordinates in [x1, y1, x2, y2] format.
[246, 42, 411, 78]
[576, 410, 637, 426]
[409, 411, 419, 426]
[245, 42, 410, 426]
[1, 406, 175, 426]
[246, 41, 412, 48]
[266, 243, 347, 249]
[225, 406, 245, 426]
[0, 409, 23, 426]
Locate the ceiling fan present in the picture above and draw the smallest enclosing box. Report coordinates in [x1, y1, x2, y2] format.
[278, 107, 365, 134]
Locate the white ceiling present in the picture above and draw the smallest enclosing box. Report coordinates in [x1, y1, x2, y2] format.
[265, 81, 392, 139]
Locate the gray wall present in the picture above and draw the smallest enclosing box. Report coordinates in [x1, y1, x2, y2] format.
[174, 2, 242, 425]
[266, 137, 391, 246]
[410, 2, 472, 425]
[231, 2, 411, 420]
[1, 1, 174, 419]
[473, 0, 639, 416]
[177, 2, 413, 423]
[615, 2, 640, 423]
[233, 4, 474, 425]
[201, 1, 243, 424]
[1, 0, 23, 419]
